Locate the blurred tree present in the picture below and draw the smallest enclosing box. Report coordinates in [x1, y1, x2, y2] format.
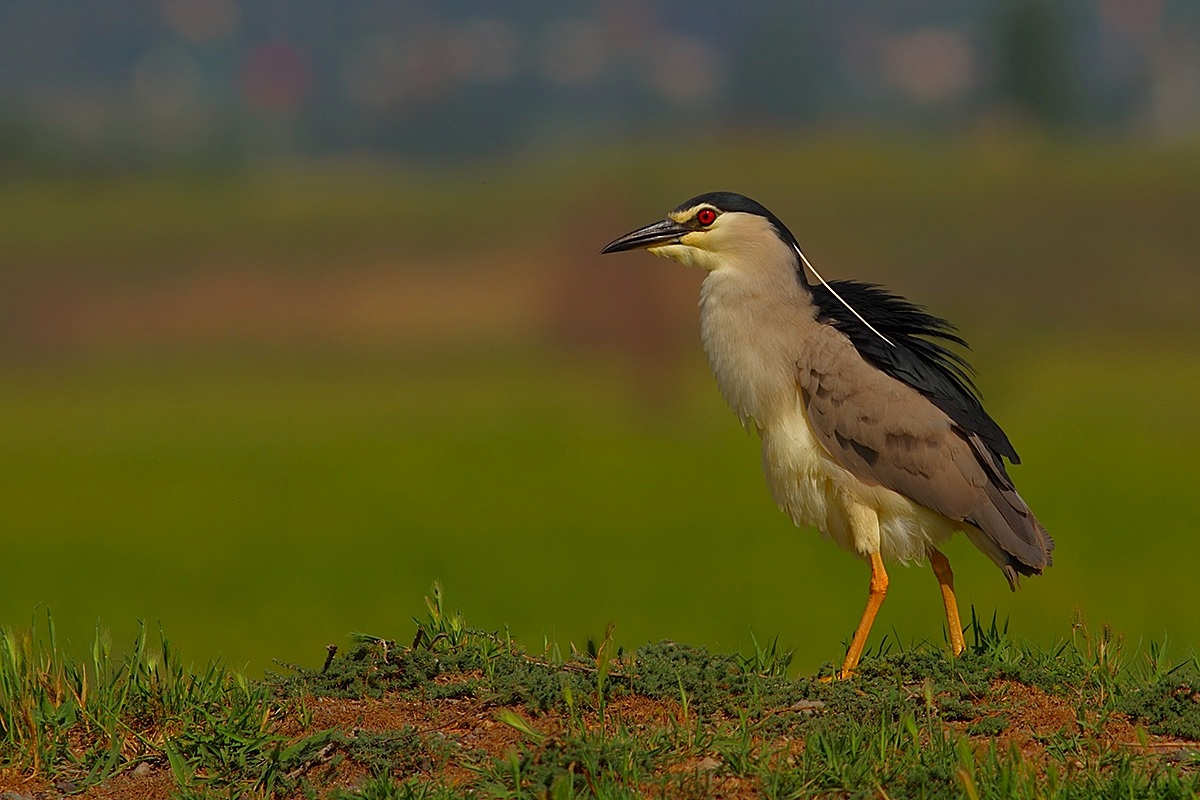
[995, 0, 1078, 128]
[726, 3, 830, 125]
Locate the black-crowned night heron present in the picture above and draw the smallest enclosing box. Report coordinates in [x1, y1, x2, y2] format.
[601, 192, 1053, 677]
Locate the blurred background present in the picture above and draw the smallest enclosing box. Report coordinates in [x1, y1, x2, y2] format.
[1, 0, 1198, 675]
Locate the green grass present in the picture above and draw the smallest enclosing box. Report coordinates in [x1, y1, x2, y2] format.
[0, 337, 1198, 678]
[1, 591, 1197, 798]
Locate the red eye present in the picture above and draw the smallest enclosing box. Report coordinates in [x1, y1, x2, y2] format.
[696, 208, 717, 226]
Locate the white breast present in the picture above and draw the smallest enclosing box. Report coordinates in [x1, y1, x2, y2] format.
[698, 269, 800, 426]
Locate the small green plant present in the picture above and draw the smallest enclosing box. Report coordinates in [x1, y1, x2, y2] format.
[742, 628, 793, 678]
[411, 581, 468, 651]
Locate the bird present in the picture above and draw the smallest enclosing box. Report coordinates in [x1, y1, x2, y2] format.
[601, 191, 1053, 677]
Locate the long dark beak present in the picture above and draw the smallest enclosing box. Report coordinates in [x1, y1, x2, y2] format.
[600, 218, 689, 254]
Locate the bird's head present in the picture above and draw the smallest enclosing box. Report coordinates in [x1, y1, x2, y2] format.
[600, 191, 801, 274]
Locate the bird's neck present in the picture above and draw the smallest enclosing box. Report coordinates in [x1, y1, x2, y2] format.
[698, 266, 817, 426]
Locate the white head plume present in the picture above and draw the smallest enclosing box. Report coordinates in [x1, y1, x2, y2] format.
[793, 242, 895, 348]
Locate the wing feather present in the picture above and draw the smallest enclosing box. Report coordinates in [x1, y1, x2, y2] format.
[798, 325, 1053, 589]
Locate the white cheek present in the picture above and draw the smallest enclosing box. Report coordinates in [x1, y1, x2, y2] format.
[647, 243, 719, 271]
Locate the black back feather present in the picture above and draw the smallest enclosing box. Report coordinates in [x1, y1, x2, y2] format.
[811, 280, 1020, 473]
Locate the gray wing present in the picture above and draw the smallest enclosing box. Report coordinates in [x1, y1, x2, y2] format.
[798, 326, 1053, 589]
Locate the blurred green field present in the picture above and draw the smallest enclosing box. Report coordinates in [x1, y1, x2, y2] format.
[1, 139, 1198, 675]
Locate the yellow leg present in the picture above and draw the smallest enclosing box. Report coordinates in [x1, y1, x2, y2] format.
[928, 547, 966, 657]
[840, 552, 888, 678]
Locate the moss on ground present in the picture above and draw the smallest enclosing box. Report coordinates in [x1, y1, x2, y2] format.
[1, 593, 1197, 799]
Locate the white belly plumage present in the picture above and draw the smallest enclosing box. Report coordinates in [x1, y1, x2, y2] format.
[758, 401, 959, 565]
